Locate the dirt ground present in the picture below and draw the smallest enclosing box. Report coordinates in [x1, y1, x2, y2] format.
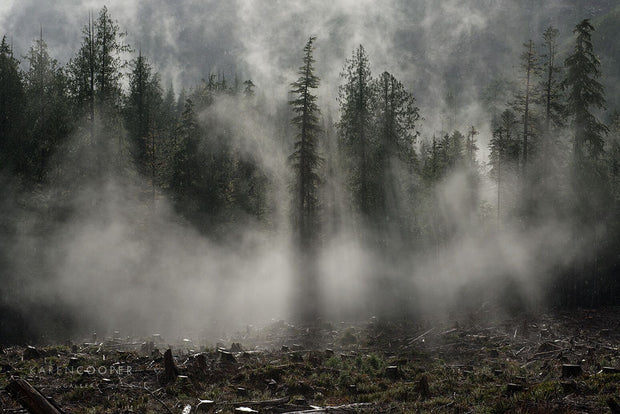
[0, 306, 619, 413]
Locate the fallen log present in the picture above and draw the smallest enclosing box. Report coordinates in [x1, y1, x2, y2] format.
[601, 366, 620, 374]
[408, 328, 435, 345]
[195, 399, 214, 412]
[281, 402, 374, 413]
[233, 396, 290, 407]
[529, 348, 568, 360]
[6, 378, 65, 414]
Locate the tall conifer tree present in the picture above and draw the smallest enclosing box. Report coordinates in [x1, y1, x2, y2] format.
[289, 36, 322, 247]
[125, 51, 162, 178]
[0, 36, 26, 175]
[24, 30, 71, 181]
[563, 19, 608, 164]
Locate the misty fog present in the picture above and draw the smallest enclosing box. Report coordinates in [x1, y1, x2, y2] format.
[1, 0, 619, 344]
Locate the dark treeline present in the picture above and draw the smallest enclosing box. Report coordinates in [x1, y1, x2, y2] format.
[1, 7, 620, 338]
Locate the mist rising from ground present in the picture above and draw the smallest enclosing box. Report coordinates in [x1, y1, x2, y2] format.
[0, 0, 616, 343]
[0, 113, 594, 342]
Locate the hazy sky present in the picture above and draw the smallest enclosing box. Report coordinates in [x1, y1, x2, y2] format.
[3, 0, 614, 137]
[2, 1, 603, 87]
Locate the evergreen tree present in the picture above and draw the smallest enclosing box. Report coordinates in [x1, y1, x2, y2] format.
[68, 6, 129, 142]
[540, 26, 564, 133]
[233, 156, 267, 220]
[374, 72, 419, 167]
[23, 30, 71, 181]
[170, 98, 204, 217]
[464, 126, 481, 218]
[533, 26, 565, 208]
[489, 109, 520, 224]
[0, 36, 26, 175]
[169, 91, 241, 230]
[489, 110, 520, 180]
[440, 130, 465, 171]
[233, 79, 269, 221]
[289, 36, 322, 247]
[421, 129, 474, 182]
[125, 51, 162, 178]
[563, 19, 608, 164]
[598, 112, 620, 304]
[421, 135, 440, 183]
[162, 83, 176, 118]
[176, 88, 186, 116]
[373, 71, 419, 230]
[514, 40, 540, 169]
[465, 125, 479, 167]
[562, 20, 610, 305]
[158, 83, 179, 186]
[67, 12, 96, 137]
[94, 6, 130, 110]
[321, 112, 341, 235]
[243, 79, 255, 97]
[337, 45, 374, 218]
[607, 112, 620, 213]
[194, 75, 218, 109]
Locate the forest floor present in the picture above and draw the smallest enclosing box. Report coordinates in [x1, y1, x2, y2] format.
[0, 307, 619, 413]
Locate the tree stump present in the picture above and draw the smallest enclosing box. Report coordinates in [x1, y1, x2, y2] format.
[194, 353, 207, 371]
[561, 364, 582, 378]
[415, 374, 430, 398]
[162, 348, 178, 383]
[385, 365, 399, 379]
[23, 346, 41, 360]
[218, 349, 237, 364]
[506, 383, 525, 395]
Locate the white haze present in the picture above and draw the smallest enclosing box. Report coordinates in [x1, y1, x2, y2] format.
[0, 0, 612, 341]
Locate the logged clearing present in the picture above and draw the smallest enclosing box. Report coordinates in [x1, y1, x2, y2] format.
[1, 307, 619, 413]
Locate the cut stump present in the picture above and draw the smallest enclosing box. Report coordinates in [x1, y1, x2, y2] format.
[561, 364, 582, 378]
[162, 349, 179, 383]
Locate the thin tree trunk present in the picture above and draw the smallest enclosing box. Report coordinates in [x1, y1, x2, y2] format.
[497, 138, 502, 230]
[358, 55, 368, 218]
[89, 13, 95, 142]
[152, 132, 156, 202]
[523, 40, 532, 170]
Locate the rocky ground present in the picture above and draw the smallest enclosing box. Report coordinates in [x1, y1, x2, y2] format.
[0, 307, 619, 413]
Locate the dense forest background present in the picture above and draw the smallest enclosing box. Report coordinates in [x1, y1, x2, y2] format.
[1, 1, 620, 343]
